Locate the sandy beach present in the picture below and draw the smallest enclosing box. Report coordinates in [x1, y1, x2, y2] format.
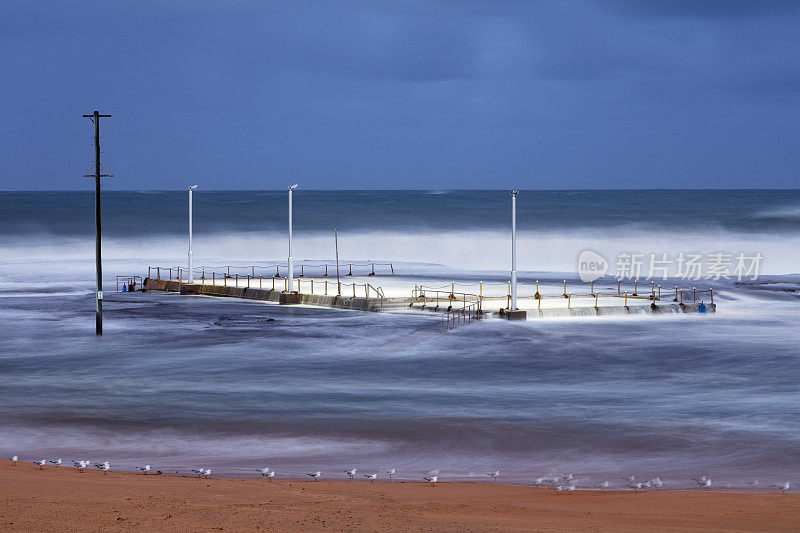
[2, 462, 799, 532]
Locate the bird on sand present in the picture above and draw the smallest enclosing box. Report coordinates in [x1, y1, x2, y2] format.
[33, 459, 46, 470]
[265, 470, 276, 481]
[95, 462, 110, 475]
[345, 468, 357, 480]
[691, 476, 712, 491]
[137, 465, 151, 475]
[383, 468, 396, 481]
[202, 469, 211, 479]
[49, 459, 62, 466]
[773, 481, 791, 493]
[191, 468, 206, 478]
[487, 471, 500, 481]
[72, 460, 88, 473]
[8, 456, 18, 466]
[627, 482, 643, 492]
[365, 473, 378, 483]
[423, 475, 438, 486]
[257, 468, 271, 477]
[596, 481, 610, 490]
[307, 471, 322, 482]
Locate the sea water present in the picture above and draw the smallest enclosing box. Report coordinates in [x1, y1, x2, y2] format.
[1, 190, 798, 488]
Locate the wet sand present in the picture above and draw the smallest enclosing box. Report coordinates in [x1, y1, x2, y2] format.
[1, 462, 798, 532]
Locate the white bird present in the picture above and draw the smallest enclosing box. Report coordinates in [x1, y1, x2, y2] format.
[257, 467, 271, 477]
[773, 481, 791, 493]
[691, 477, 712, 491]
[95, 462, 110, 475]
[487, 471, 500, 481]
[33, 459, 46, 470]
[192, 467, 206, 477]
[345, 468, 357, 480]
[8, 456, 18, 466]
[596, 481, 610, 490]
[365, 473, 378, 483]
[563, 484, 576, 494]
[72, 460, 88, 473]
[49, 459, 62, 466]
[627, 482, 643, 492]
[202, 469, 211, 479]
[749, 480, 760, 488]
[642, 481, 652, 490]
[307, 471, 322, 482]
[137, 465, 151, 475]
[423, 475, 438, 486]
[382, 468, 396, 481]
[265, 470, 276, 481]
[650, 477, 663, 490]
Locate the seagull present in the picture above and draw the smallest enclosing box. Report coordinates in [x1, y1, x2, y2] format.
[749, 480, 760, 488]
[487, 471, 500, 481]
[202, 469, 211, 479]
[8, 456, 18, 466]
[382, 468, 396, 481]
[773, 481, 791, 493]
[265, 470, 276, 481]
[33, 459, 46, 470]
[137, 465, 151, 475]
[627, 482, 643, 492]
[72, 460, 88, 473]
[364, 473, 378, 483]
[49, 459, 62, 466]
[307, 471, 322, 482]
[650, 477, 663, 490]
[691, 477, 712, 491]
[257, 468, 271, 477]
[642, 481, 652, 490]
[563, 484, 576, 494]
[596, 481, 610, 490]
[345, 468, 357, 481]
[192, 468, 206, 478]
[423, 475, 438, 486]
[95, 462, 110, 475]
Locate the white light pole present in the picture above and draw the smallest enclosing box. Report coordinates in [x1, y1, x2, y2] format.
[288, 184, 298, 292]
[510, 189, 519, 310]
[188, 185, 198, 283]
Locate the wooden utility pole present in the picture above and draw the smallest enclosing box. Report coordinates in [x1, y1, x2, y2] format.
[83, 111, 113, 335]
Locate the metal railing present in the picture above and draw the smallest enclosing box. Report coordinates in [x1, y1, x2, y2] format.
[147, 261, 395, 281]
[116, 275, 143, 292]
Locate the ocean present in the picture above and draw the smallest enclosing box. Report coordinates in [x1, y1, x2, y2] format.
[1, 190, 799, 488]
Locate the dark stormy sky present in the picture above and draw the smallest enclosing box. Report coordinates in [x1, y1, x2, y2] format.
[1, 0, 798, 190]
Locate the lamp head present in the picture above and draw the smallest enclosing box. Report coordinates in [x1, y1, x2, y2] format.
[510, 189, 519, 196]
[189, 185, 198, 190]
[289, 184, 299, 190]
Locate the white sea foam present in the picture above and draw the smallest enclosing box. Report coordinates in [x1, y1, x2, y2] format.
[1, 228, 796, 276]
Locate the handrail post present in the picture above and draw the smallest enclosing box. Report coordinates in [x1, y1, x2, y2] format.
[710, 288, 713, 304]
[148, 266, 151, 279]
[212, 272, 215, 285]
[169, 268, 172, 281]
[563, 280, 567, 297]
[325, 280, 328, 295]
[633, 280, 638, 296]
[624, 291, 628, 307]
[693, 287, 696, 302]
[617, 279, 620, 295]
